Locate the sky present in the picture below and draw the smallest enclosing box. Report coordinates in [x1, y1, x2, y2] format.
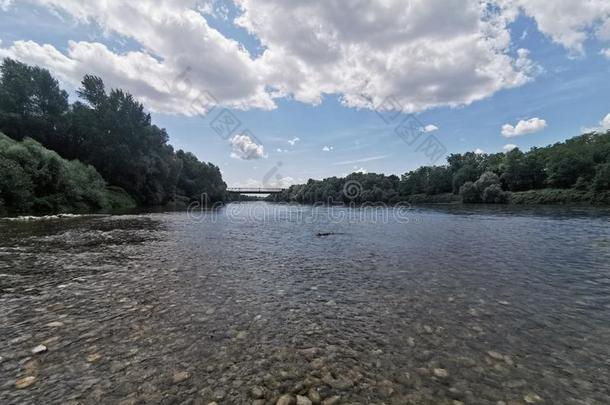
[1, 0, 610, 188]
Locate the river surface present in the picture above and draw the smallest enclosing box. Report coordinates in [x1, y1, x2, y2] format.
[1, 202, 609, 405]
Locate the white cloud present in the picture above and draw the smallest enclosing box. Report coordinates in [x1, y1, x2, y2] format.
[603, 113, 610, 129]
[229, 133, 265, 160]
[322, 145, 333, 152]
[503, 143, 518, 152]
[582, 112, 610, 133]
[287, 137, 300, 146]
[601, 48, 610, 59]
[474, 148, 485, 154]
[514, 48, 544, 76]
[509, 0, 610, 55]
[2, 0, 607, 115]
[0, 1, 13, 11]
[0, 0, 545, 115]
[333, 155, 388, 166]
[236, 0, 537, 112]
[501, 118, 547, 137]
[423, 124, 439, 133]
[353, 167, 368, 174]
[0, 0, 275, 115]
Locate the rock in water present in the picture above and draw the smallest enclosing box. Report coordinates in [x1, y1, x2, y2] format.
[31, 344, 47, 355]
[277, 394, 295, 405]
[433, 368, 449, 378]
[296, 395, 313, 405]
[250, 386, 264, 399]
[86, 353, 102, 363]
[308, 387, 321, 403]
[322, 396, 341, 405]
[172, 371, 190, 384]
[487, 350, 504, 360]
[15, 376, 36, 389]
[524, 393, 543, 403]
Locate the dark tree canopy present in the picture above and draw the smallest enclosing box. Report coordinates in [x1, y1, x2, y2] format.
[0, 58, 226, 213]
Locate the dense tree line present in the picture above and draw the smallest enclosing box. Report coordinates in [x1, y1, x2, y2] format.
[0, 58, 226, 213]
[271, 131, 610, 205]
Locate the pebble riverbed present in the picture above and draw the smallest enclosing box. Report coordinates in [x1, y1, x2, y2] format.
[1, 204, 610, 404]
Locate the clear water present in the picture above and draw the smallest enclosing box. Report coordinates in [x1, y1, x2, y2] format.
[1, 203, 609, 404]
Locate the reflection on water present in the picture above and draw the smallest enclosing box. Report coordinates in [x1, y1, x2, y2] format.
[1, 203, 609, 404]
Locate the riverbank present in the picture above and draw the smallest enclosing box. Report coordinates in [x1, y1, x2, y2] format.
[401, 189, 610, 205]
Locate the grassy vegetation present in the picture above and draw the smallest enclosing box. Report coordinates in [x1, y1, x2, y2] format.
[509, 189, 610, 205]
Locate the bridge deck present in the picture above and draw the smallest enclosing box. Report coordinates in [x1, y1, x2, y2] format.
[227, 187, 285, 194]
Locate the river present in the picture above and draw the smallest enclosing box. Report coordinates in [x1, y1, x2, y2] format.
[1, 202, 609, 404]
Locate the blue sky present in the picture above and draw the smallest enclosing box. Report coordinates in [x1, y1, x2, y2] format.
[1, 1, 609, 187]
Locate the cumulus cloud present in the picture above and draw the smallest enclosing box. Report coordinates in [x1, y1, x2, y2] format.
[0, 0, 13, 11]
[423, 124, 439, 133]
[322, 145, 333, 152]
[509, 0, 610, 55]
[2, 0, 608, 115]
[503, 144, 518, 152]
[474, 148, 485, 154]
[229, 133, 265, 160]
[0, 0, 547, 115]
[582, 112, 610, 133]
[501, 118, 547, 137]
[235, 0, 538, 111]
[0, 0, 275, 115]
[602, 113, 610, 129]
[601, 48, 610, 59]
[287, 137, 300, 146]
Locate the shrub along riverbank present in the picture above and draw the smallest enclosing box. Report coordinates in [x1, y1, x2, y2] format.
[0, 58, 226, 215]
[0, 133, 135, 214]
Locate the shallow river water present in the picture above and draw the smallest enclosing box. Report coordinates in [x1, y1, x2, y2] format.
[1, 202, 610, 405]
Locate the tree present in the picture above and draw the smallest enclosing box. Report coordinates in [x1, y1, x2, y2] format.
[592, 163, 610, 191]
[0, 58, 69, 146]
[0, 58, 227, 209]
[459, 181, 479, 203]
[547, 150, 594, 188]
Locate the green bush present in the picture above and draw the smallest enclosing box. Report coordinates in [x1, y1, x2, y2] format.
[592, 163, 610, 191]
[459, 172, 508, 203]
[482, 184, 508, 203]
[459, 181, 480, 203]
[0, 133, 135, 214]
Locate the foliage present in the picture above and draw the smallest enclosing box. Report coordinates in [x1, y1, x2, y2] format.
[591, 163, 610, 192]
[0, 133, 135, 214]
[509, 189, 610, 205]
[482, 184, 508, 204]
[273, 132, 610, 206]
[0, 58, 226, 210]
[458, 181, 480, 203]
[456, 171, 508, 204]
[176, 150, 226, 202]
[269, 173, 401, 204]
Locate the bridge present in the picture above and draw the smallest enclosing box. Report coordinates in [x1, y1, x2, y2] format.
[226, 187, 285, 194]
